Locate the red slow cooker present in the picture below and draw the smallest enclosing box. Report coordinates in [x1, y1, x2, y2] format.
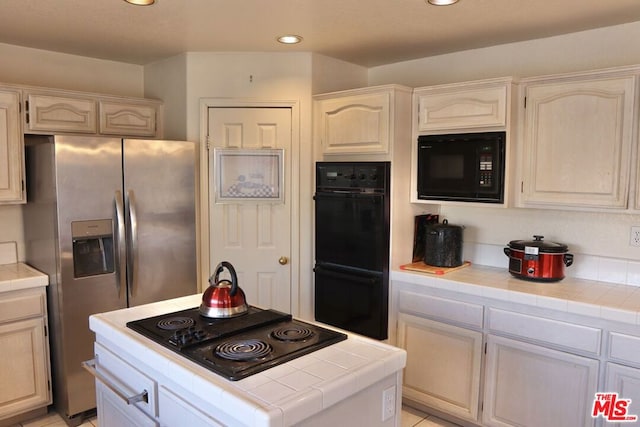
[503, 235, 574, 282]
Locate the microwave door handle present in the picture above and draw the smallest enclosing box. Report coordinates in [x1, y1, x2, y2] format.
[114, 191, 126, 299]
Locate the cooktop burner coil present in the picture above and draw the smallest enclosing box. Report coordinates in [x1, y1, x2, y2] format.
[157, 316, 196, 330]
[271, 325, 315, 342]
[215, 339, 272, 361]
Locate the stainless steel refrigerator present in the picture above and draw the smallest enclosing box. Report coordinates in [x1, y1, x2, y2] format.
[23, 134, 197, 425]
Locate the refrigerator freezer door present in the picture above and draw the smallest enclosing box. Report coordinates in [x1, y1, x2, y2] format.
[123, 139, 197, 306]
[53, 135, 127, 417]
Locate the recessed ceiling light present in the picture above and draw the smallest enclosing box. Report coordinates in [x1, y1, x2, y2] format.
[277, 35, 303, 45]
[124, 0, 155, 5]
[426, 0, 459, 5]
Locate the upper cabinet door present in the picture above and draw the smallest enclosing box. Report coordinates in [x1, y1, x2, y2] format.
[26, 92, 98, 134]
[416, 80, 508, 132]
[520, 74, 636, 209]
[316, 91, 391, 155]
[99, 101, 158, 137]
[0, 89, 25, 203]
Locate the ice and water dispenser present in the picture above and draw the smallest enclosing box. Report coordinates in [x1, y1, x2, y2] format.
[71, 219, 115, 278]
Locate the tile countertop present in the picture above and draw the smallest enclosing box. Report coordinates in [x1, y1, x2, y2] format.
[89, 294, 406, 426]
[0, 263, 48, 292]
[392, 264, 640, 326]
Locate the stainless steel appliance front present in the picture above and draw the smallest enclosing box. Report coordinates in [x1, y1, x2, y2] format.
[23, 135, 197, 425]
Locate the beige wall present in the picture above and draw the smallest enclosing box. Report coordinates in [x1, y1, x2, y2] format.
[368, 21, 640, 261]
[144, 54, 188, 140]
[0, 42, 143, 96]
[368, 21, 640, 87]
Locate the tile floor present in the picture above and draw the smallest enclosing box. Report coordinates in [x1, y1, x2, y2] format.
[10, 411, 97, 427]
[12, 404, 456, 426]
[401, 405, 461, 427]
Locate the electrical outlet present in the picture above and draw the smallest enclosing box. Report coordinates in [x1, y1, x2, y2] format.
[631, 227, 640, 247]
[382, 385, 396, 421]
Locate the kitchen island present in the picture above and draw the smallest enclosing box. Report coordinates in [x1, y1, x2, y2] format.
[88, 294, 406, 427]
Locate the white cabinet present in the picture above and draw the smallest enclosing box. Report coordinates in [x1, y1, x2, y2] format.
[398, 313, 483, 422]
[99, 100, 158, 137]
[603, 332, 640, 424]
[483, 334, 598, 427]
[519, 69, 637, 209]
[90, 342, 157, 427]
[314, 85, 411, 155]
[96, 382, 158, 427]
[25, 92, 98, 134]
[396, 291, 484, 422]
[415, 78, 511, 132]
[159, 386, 224, 427]
[0, 88, 25, 203]
[23, 88, 162, 137]
[0, 287, 51, 422]
[604, 363, 640, 425]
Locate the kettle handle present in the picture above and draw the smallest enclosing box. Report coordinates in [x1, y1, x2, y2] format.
[503, 247, 511, 257]
[211, 261, 239, 296]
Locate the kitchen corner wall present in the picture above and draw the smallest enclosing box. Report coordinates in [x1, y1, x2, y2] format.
[367, 21, 640, 284]
[143, 52, 367, 319]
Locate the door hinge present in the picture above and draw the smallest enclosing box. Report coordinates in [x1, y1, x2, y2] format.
[48, 379, 51, 390]
[524, 96, 527, 108]
[44, 325, 48, 336]
[484, 342, 487, 354]
[25, 100, 30, 124]
[521, 181, 524, 193]
[21, 179, 25, 192]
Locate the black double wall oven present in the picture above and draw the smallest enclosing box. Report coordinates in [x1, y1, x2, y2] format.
[314, 161, 390, 340]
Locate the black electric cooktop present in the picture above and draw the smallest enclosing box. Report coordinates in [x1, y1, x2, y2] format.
[126, 306, 347, 381]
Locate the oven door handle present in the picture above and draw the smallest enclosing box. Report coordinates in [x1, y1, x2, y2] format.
[314, 192, 383, 201]
[313, 266, 380, 284]
[82, 359, 148, 405]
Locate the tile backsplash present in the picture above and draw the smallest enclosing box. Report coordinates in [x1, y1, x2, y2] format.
[463, 242, 640, 287]
[0, 241, 17, 265]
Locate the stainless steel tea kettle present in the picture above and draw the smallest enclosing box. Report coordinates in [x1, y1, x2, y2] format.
[199, 261, 249, 318]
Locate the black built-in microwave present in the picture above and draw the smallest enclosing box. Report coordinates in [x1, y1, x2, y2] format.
[417, 131, 506, 203]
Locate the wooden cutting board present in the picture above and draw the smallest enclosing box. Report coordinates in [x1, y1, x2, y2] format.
[400, 260, 471, 275]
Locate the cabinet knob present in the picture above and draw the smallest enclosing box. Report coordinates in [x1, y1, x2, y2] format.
[278, 256, 289, 265]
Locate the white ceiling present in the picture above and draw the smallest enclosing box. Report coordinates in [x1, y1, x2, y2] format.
[1, 0, 640, 67]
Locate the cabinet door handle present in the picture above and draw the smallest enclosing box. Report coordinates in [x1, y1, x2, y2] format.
[82, 359, 148, 405]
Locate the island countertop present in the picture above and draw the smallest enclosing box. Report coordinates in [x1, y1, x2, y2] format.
[89, 294, 406, 426]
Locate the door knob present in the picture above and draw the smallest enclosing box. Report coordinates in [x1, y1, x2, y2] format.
[278, 256, 289, 265]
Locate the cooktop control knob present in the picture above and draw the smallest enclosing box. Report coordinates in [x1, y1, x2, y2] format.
[527, 267, 535, 275]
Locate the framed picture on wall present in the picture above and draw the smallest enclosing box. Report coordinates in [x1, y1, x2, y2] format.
[213, 148, 284, 203]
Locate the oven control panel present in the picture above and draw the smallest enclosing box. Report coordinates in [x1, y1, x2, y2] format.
[316, 162, 389, 191]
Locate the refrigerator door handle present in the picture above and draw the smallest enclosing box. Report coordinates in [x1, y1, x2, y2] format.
[126, 190, 139, 298]
[114, 191, 126, 298]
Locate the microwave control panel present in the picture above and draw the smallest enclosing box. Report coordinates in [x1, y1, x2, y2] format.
[478, 146, 494, 188]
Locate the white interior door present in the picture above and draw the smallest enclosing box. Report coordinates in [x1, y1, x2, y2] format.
[207, 107, 292, 313]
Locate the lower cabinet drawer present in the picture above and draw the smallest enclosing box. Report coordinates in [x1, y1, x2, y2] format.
[0, 288, 45, 323]
[609, 332, 640, 367]
[398, 290, 484, 329]
[487, 308, 601, 355]
[93, 342, 157, 419]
